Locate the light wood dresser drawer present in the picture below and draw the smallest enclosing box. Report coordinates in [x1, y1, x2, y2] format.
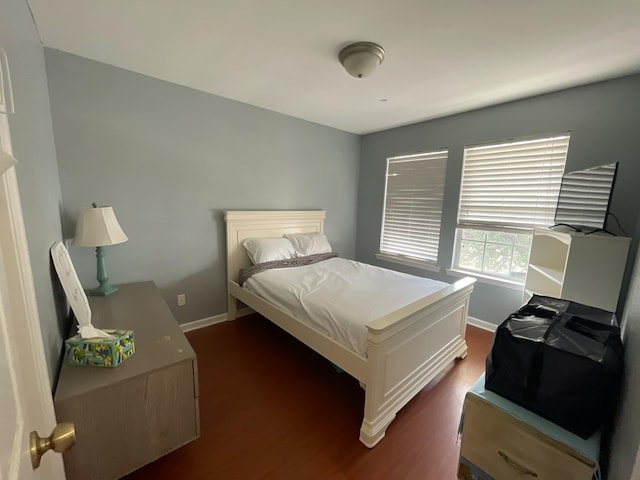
[461, 394, 595, 480]
[458, 375, 600, 480]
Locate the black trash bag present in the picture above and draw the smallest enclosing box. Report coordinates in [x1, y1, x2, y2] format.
[485, 295, 624, 439]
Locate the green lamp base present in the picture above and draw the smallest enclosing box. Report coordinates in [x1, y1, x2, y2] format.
[86, 284, 119, 296]
[88, 245, 119, 296]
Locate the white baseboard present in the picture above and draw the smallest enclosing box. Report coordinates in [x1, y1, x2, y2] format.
[467, 316, 498, 333]
[180, 307, 254, 333]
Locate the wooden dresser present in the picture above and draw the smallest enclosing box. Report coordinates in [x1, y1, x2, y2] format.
[54, 282, 199, 480]
[459, 375, 599, 480]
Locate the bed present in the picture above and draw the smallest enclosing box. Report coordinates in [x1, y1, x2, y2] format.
[225, 210, 476, 448]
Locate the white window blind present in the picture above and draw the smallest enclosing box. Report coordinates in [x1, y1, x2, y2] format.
[380, 150, 448, 263]
[458, 134, 570, 230]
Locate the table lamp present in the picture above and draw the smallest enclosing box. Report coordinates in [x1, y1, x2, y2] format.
[74, 203, 128, 296]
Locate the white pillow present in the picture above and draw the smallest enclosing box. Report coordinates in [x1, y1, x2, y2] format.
[243, 238, 296, 265]
[285, 233, 332, 257]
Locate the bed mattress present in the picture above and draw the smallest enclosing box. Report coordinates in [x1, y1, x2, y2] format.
[244, 258, 449, 357]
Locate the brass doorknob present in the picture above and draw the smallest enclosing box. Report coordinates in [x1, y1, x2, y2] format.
[30, 422, 76, 469]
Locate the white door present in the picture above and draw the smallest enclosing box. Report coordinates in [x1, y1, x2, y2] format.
[0, 109, 66, 477]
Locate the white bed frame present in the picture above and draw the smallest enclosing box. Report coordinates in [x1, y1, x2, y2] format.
[225, 210, 476, 448]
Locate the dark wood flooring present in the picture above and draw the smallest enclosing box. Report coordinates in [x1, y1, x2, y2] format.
[124, 314, 493, 480]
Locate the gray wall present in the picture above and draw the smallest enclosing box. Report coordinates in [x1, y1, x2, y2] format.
[1, 0, 67, 386]
[609, 213, 640, 480]
[45, 49, 361, 324]
[357, 75, 640, 324]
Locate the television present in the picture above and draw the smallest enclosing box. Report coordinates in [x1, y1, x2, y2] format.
[553, 162, 619, 233]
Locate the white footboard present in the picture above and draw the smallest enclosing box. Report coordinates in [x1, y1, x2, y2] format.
[360, 277, 475, 447]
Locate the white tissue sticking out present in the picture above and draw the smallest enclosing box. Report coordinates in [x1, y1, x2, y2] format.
[51, 241, 114, 340]
[78, 325, 113, 339]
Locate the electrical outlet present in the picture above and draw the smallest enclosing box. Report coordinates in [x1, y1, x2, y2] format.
[177, 294, 186, 307]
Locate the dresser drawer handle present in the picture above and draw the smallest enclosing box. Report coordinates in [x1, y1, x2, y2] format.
[498, 450, 539, 477]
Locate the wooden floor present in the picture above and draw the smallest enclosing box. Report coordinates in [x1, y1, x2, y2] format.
[124, 314, 493, 480]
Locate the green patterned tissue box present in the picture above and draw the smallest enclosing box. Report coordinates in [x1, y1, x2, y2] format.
[65, 329, 135, 367]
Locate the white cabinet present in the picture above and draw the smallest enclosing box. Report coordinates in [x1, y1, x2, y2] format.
[524, 228, 630, 312]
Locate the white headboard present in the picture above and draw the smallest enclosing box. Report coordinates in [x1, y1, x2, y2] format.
[224, 210, 326, 284]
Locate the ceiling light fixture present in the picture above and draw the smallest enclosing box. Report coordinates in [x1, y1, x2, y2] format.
[339, 42, 385, 78]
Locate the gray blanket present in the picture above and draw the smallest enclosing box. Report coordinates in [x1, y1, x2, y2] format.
[239, 253, 338, 285]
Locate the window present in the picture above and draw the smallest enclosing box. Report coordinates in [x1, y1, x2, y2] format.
[379, 150, 448, 268]
[452, 133, 570, 284]
[454, 229, 533, 284]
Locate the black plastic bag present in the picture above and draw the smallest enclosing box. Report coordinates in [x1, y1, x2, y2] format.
[485, 295, 624, 438]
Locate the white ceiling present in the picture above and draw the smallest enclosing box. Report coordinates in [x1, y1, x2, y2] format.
[27, 0, 640, 134]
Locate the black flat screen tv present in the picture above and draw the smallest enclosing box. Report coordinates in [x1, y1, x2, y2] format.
[553, 162, 618, 233]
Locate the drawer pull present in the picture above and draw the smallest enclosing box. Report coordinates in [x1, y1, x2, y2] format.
[498, 450, 539, 477]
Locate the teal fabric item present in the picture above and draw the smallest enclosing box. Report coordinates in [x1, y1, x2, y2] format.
[331, 363, 344, 374]
[468, 374, 601, 465]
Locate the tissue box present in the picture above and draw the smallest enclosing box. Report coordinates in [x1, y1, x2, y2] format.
[65, 329, 135, 367]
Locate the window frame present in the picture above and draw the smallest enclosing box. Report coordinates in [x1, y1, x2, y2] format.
[450, 226, 533, 287]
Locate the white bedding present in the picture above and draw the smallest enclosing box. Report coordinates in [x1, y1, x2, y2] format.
[244, 258, 448, 357]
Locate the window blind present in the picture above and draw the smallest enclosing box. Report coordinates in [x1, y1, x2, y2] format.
[380, 150, 448, 263]
[458, 134, 570, 230]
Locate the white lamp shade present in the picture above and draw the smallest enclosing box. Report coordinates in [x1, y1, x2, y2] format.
[74, 206, 128, 247]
